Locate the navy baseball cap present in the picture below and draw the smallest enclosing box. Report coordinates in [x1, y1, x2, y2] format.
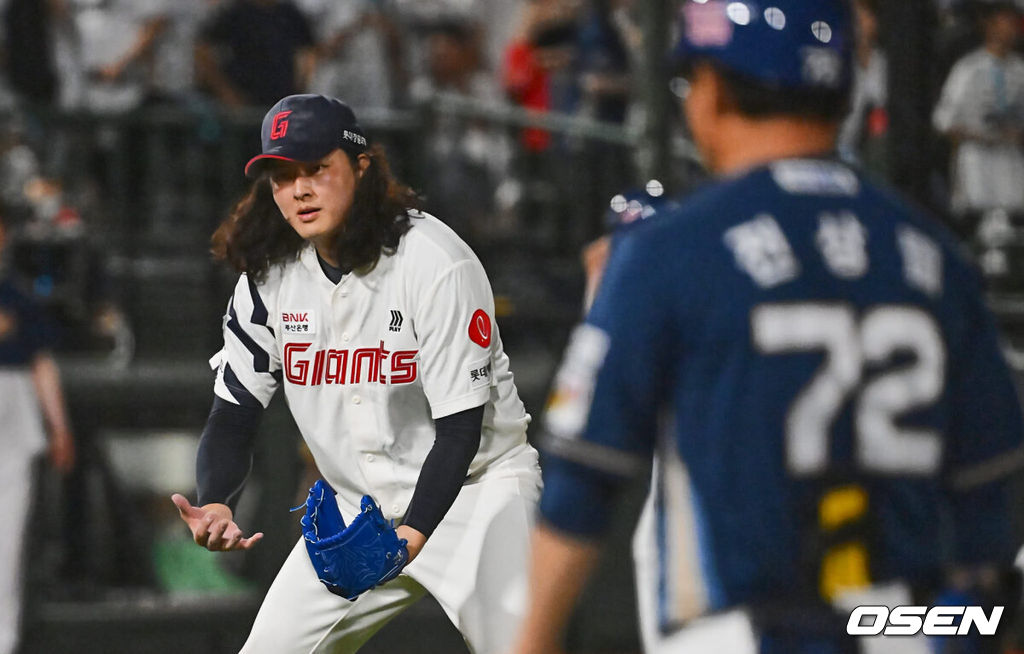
[244, 94, 369, 177]
[673, 0, 853, 94]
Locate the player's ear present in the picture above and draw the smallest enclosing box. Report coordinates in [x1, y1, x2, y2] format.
[703, 65, 733, 117]
[356, 153, 371, 179]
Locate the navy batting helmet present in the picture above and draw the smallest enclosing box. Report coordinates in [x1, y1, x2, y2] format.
[605, 180, 680, 233]
[673, 0, 854, 95]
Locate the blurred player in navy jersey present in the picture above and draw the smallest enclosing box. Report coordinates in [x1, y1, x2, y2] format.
[512, 1, 1024, 653]
[580, 180, 679, 313]
[0, 206, 74, 654]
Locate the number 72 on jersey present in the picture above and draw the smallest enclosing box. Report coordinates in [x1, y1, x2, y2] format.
[752, 303, 945, 476]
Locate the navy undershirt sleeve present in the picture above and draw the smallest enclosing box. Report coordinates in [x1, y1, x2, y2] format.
[403, 405, 484, 538]
[196, 396, 262, 510]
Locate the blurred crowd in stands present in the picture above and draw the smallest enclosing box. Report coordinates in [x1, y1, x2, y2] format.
[0, 0, 1023, 645]
[0, 0, 1017, 237]
[0, 0, 1015, 261]
[0, 0, 650, 360]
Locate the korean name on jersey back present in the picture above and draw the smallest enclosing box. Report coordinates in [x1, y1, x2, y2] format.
[761, 159, 942, 297]
[284, 340, 418, 386]
[723, 211, 942, 295]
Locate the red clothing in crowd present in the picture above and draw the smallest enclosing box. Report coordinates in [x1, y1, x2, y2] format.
[503, 39, 552, 152]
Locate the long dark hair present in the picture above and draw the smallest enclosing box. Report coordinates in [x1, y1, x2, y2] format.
[211, 145, 420, 282]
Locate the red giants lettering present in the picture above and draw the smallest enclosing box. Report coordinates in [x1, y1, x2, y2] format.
[325, 349, 348, 384]
[284, 342, 311, 384]
[285, 341, 418, 386]
[390, 350, 417, 384]
[351, 345, 384, 383]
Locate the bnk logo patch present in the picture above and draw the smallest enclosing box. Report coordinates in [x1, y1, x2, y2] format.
[282, 310, 315, 335]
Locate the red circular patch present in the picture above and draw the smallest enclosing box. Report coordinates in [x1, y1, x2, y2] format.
[468, 310, 492, 348]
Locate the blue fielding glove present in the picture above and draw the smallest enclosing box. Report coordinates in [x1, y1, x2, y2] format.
[300, 479, 409, 600]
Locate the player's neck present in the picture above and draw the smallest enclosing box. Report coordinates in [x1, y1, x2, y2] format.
[985, 40, 1012, 59]
[314, 241, 341, 269]
[709, 116, 839, 176]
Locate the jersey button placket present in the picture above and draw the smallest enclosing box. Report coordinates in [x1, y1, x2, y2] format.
[331, 276, 350, 299]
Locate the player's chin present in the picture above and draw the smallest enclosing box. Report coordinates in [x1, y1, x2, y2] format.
[288, 221, 325, 241]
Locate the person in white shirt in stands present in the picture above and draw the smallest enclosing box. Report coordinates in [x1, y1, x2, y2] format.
[934, 0, 1024, 216]
[837, 0, 888, 175]
[296, 0, 403, 112]
[58, 0, 170, 113]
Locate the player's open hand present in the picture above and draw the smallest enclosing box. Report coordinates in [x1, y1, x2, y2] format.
[171, 494, 264, 551]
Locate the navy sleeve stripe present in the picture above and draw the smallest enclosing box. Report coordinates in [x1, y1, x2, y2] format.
[223, 363, 264, 408]
[247, 277, 273, 335]
[949, 446, 1024, 491]
[541, 432, 648, 478]
[227, 302, 271, 373]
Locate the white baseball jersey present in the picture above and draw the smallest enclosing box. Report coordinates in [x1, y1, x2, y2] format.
[210, 211, 533, 520]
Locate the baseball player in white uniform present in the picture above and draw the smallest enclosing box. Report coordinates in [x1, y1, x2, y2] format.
[171, 94, 541, 653]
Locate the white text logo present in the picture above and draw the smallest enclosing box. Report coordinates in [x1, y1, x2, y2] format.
[847, 605, 1003, 636]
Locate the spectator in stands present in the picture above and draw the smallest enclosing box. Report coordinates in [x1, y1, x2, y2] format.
[56, 0, 171, 114]
[933, 0, 1024, 217]
[572, 0, 636, 244]
[0, 117, 129, 359]
[0, 118, 42, 218]
[13, 176, 131, 358]
[935, 0, 988, 86]
[43, 0, 181, 234]
[838, 0, 889, 176]
[0, 204, 74, 654]
[392, 1, 527, 111]
[297, 0, 405, 112]
[411, 18, 512, 241]
[501, 0, 585, 250]
[503, 0, 582, 153]
[196, 0, 316, 108]
[142, 0, 219, 108]
[2, 0, 61, 107]
[389, 0, 520, 76]
[575, 0, 632, 125]
[0, 0, 79, 113]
